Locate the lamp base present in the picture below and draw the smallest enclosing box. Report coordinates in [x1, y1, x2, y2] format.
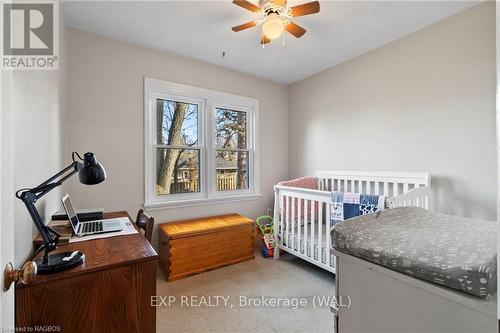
[35, 251, 85, 274]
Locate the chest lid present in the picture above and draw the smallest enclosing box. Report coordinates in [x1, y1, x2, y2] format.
[160, 214, 254, 239]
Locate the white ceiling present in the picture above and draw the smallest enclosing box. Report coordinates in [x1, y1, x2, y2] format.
[62, 1, 480, 84]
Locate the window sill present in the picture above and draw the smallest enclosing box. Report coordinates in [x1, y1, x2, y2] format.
[144, 193, 262, 210]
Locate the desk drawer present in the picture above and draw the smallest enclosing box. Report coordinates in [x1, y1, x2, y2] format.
[160, 222, 254, 281]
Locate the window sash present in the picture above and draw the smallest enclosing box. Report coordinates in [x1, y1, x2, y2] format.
[208, 103, 254, 197]
[154, 93, 204, 147]
[149, 93, 206, 203]
[215, 107, 248, 150]
[156, 98, 200, 147]
[215, 149, 250, 192]
[155, 147, 202, 196]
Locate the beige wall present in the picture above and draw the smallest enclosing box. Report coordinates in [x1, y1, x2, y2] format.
[66, 28, 289, 246]
[289, 2, 496, 219]
[65, 2, 495, 254]
[10, 12, 68, 266]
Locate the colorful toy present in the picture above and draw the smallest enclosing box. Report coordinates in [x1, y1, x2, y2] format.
[255, 215, 276, 258]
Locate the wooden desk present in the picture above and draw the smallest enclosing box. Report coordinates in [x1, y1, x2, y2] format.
[16, 211, 158, 333]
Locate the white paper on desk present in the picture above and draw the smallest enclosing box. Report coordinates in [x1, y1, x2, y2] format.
[69, 217, 138, 243]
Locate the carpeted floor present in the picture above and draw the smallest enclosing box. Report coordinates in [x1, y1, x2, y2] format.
[156, 249, 335, 333]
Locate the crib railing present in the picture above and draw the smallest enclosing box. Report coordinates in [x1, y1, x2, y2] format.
[273, 171, 432, 274]
[273, 185, 335, 272]
[388, 187, 431, 209]
[315, 170, 430, 197]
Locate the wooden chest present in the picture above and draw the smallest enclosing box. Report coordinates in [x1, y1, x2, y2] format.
[159, 214, 254, 281]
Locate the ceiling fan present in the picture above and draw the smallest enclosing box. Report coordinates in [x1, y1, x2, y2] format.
[231, 0, 320, 45]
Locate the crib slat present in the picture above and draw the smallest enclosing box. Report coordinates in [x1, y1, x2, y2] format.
[298, 197, 302, 254]
[366, 181, 372, 194]
[326, 203, 331, 267]
[403, 183, 409, 194]
[286, 196, 290, 249]
[318, 201, 323, 264]
[383, 182, 389, 196]
[374, 181, 380, 195]
[304, 199, 309, 253]
[310, 199, 315, 258]
[279, 193, 284, 246]
[393, 182, 398, 196]
[357, 180, 362, 193]
[291, 196, 296, 250]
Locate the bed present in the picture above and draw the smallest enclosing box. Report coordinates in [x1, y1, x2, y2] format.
[273, 170, 431, 273]
[331, 207, 497, 332]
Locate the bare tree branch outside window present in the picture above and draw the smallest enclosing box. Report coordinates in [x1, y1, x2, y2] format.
[155, 100, 249, 195]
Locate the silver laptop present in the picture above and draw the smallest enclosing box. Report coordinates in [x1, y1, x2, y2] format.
[61, 194, 123, 236]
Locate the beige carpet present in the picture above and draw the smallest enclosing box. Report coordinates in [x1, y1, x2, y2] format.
[156, 250, 335, 333]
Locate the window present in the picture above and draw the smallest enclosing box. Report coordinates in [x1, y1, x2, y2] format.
[144, 78, 260, 208]
[215, 108, 248, 191]
[156, 99, 201, 196]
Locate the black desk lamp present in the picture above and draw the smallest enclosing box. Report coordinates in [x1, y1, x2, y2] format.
[15, 152, 106, 274]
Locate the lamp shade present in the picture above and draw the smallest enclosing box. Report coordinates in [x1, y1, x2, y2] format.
[78, 152, 106, 185]
[262, 13, 284, 40]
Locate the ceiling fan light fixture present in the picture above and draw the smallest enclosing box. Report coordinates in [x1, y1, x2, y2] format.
[262, 13, 284, 40]
[231, 0, 320, 44]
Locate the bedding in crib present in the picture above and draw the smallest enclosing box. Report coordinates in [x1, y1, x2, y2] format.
[332, 207, 497, 299]
[278, 176, 387, 227]
[278, 176, 319, 221]
[330, 191, 386, 227]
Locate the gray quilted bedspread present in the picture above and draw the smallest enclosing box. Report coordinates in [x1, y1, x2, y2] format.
[331, 207, 497, 299]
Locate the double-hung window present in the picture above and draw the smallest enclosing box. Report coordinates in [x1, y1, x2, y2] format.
[144, 78, 260, 208]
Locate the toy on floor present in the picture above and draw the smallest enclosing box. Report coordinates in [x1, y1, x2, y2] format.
[255, 215, 276, 258]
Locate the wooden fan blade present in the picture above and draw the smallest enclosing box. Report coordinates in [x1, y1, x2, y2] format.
[261, 35, 271, 44]
[232, 0, 260, 13]
[285, 22, 306, 38]
[290, 1, 320, 17]
[232, 21, 257, 32]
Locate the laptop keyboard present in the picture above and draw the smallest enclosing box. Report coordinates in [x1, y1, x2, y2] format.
[82, 221, 103, 234]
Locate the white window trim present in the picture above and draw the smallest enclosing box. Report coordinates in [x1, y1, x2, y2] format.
[144, 77, 260, 209]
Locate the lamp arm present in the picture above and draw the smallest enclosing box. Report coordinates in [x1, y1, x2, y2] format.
[30, 161, 81, 198]
[20, 192, 59, 258]
[16, 160, 82, 264]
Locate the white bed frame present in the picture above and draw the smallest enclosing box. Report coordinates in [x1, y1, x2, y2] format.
[272, 170, 431, 273]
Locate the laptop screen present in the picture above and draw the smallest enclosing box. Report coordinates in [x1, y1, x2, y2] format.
[62, 194, 79, 229]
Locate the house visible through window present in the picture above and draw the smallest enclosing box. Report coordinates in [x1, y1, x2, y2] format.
[144, 78, 260, 207]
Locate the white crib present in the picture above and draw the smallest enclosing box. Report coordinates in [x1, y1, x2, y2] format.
[272, 170, 431, 273]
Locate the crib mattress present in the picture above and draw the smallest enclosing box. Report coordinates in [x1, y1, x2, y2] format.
[283, 224, 336, 267]
[331, 207, 497, 299]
